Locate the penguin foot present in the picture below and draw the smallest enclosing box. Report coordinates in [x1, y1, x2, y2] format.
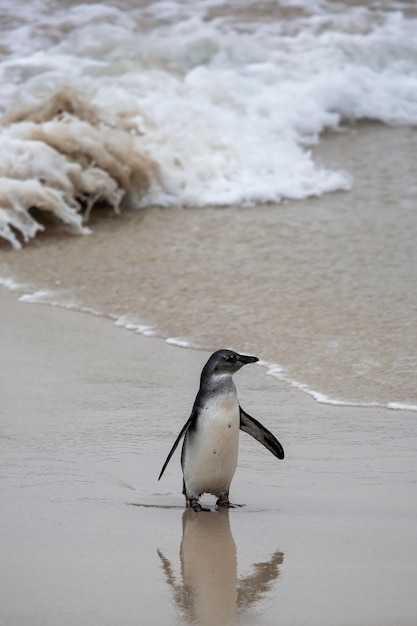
[188, 498, 210, 512]
[216, 495, 231, 508]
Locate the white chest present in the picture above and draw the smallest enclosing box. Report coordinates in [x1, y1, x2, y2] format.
[183, 392, 240, 497]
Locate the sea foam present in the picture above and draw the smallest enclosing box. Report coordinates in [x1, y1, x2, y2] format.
[260, 360, 417, 413]
[0, 90, 157, 248]
[1, 1, 417, 247]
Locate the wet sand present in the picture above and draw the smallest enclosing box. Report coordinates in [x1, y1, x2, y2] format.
[1, 288, 416, 626]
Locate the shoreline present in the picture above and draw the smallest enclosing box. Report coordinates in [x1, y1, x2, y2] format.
[2, 287, 417, 626]
[1, 278, 416, 415]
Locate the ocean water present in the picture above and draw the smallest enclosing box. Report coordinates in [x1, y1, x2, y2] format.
[1, 0, 416, 411]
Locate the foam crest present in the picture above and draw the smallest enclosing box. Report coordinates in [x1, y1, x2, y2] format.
[114, 315, 156, 337]
[261, 360, 417, 413]
[166, 337, 194, 348]
[0, 90, 158, 248]
[18, 290, 56, 304]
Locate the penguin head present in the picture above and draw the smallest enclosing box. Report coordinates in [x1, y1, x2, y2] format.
[202, 349, 259, 379]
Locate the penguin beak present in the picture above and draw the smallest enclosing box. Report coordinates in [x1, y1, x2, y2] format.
[238, 354, 259, 364]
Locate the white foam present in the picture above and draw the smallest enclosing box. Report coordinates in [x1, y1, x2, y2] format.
[0, 276, 25, 291]
[3, 280, 103, 315]
[260, 359, 417, 412]
[387, 402, 417, 413]
[1, 2, 416, 245]
[165, 337, 194, 348]
[114, 315, 156, 337]
[19, 289, 56, 304]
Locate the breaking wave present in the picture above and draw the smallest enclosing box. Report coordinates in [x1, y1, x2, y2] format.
[0, 90, 157, 248]
[1, 1, 417, 248]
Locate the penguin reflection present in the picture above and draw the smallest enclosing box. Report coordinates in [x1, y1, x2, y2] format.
[157, 509, 284, 625]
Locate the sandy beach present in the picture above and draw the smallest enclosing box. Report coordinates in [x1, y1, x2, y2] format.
[1, 2, 417, 624]
[1, 287, 416, 626]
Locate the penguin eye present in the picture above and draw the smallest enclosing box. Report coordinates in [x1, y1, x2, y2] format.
[225, 354, 237, 363]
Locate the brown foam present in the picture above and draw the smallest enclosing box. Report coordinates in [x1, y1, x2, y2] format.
[0, 89, 159, 248]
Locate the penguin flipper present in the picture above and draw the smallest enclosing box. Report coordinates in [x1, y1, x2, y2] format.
[158, 415, 194, 480]
[239, 407, 285, 460]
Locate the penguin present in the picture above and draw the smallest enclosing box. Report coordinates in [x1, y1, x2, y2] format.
[158, 349, 284, 511]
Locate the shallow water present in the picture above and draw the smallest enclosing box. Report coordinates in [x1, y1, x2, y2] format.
[2, 122, 417, 409]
